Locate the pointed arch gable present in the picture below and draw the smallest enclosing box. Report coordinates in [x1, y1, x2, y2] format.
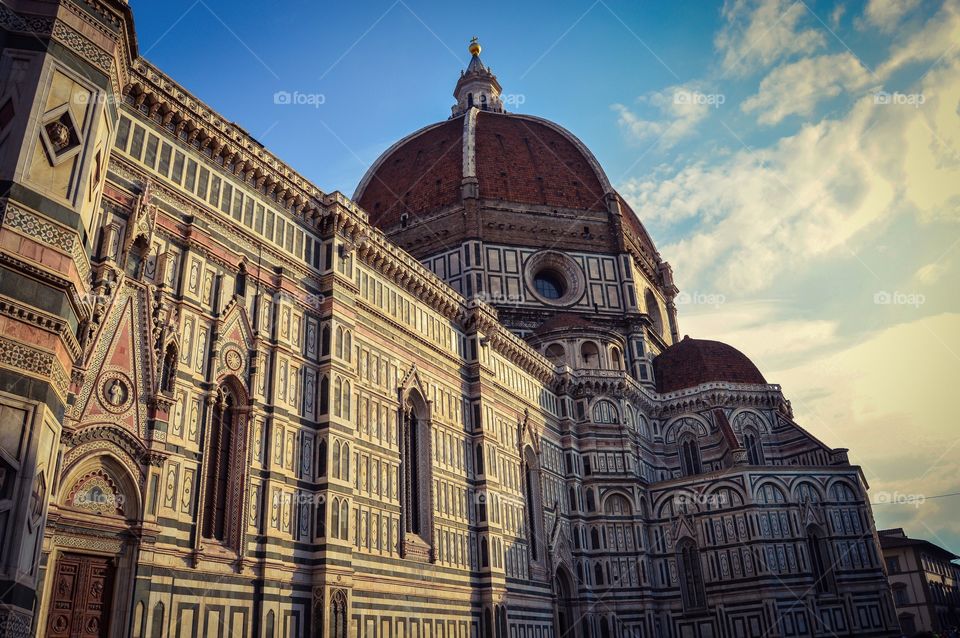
[60, 450, 143, 520]
[664, 415, 710, 444]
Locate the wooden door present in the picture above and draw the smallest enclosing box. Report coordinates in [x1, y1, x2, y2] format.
[45, 552, 115, 638]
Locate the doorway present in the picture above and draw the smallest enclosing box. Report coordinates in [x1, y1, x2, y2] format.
[44, 552, 116, 638]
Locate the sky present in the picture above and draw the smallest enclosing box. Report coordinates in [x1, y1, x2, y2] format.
[130, 0, 960, 554]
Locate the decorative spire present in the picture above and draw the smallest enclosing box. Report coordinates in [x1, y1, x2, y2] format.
[451, 37, 505, 118]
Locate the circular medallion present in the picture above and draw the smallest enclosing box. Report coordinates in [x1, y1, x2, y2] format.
[224, 348, 243, 372]
[98, 372, 133, 414]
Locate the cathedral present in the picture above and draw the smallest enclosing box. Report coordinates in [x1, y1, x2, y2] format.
[0, 2, 901, 637]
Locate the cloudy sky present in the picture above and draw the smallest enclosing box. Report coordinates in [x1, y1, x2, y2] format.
[132, 0, 960, 553]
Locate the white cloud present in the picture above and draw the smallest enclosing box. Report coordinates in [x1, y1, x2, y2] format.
[612, 84, 716, 149]
[861, 0, 922, 32]
[877, 0, 960, 76]
[741, 52, 874, 125]
[620, 41, 960, 295]
[914, 261, 948, 285]
[715, 0, 826, 76]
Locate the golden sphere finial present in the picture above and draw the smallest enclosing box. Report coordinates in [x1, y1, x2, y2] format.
[469, 36, 481, 56]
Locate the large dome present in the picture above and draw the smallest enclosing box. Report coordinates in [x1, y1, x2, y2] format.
[653, 337, 767, 393]
[355, 110, 610, 227]
[352, 44, 660, 265]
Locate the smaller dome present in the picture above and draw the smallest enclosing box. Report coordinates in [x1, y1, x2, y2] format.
[653, 337, 766, 393]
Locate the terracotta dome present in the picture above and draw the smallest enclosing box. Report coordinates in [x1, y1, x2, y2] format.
[355, 110, 609, 228]
[653, 337, 766, 393]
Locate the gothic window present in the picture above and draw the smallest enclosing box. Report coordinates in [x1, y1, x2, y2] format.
[335, 327, 344, 359]
[202, 382, 244, 545]
[610, 346, 623, 370]
[321, 324, 331, 357]
[329, 590, 348, 638]
[678, 435, 702, 477]
[744, 429, 763, 465]
[594, 563, 604, 586]
[319, 376, 329, 415]
[522, 446, 542, 561]
[475, 444, 484, 474]
[342, 381, 352, 421]
[318, 440, 327, 477]
[151, 602, 164, 638]
[806, 524, 835, 593]
[586, 489, 596, 512]
[316, 500, 326, 537]
[401, 389, 431, 539]
[677, 538, 706, 610]
[592, 400, 619, 424]
[645, 289, 663, 336]
[580, 341, 600, 369]
[340, 443, 350, 481]
[591, 528, 601, 550]
[160, 344, 177, 393]
[339, 499, 349, 539]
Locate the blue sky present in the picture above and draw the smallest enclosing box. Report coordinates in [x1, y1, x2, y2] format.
[131, 0, 960, 553]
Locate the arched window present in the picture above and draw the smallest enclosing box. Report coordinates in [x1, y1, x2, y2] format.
[235, 262, 247, 298]
[321, 324, 331, 357]
[744, 429, 763, 465]
[586, 489, 596, 512]
[340, 443, 350, 481]
[342, 381, 352, 421]
[335, 327, 344, 359]
[329, 590, 348, 638]
[344, 330, 352, 362]
[806, 524, 835, 593]
[332, 441, 341, 479]
[610, 346, 623, 370]
[544, 343, 566, 365]
[319, 375, 329, 415]
[591, 528, 601, 550]
[402, 390, 431, 538]
[580, 341, 600, 369]
[331, 497, 341, 537]
[523, 446, 542, 561]
[265, 611, 275, 638]
[475, 444, 485, 474]
[339, 500, 349, 539]
[592, 400, 618, 424]
[150, 602, 164, 638]
[316, 500, 326, 537]
[202, 383, 244, 544]
[678, 435, 702, 477]
[334, 377, 343, 417]
[160, 343, 177, 393]
[318, 440, 327, 477]
[467, 92, 474, 107]
[677, 539, 706, 610]
[645, 289, 663, 336]
[594, 563, 604, 586]
[481, 537, 489, 567]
